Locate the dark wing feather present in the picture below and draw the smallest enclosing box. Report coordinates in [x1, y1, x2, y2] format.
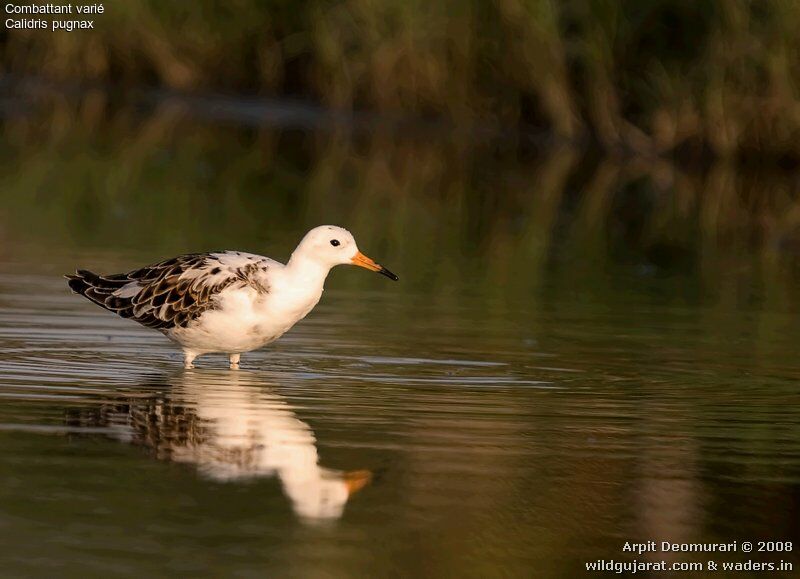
[65, 252, 272, 331]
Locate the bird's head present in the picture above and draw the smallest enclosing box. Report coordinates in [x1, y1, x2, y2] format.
[294, 225, 398, 280]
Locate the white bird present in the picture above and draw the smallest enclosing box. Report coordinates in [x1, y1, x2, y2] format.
[66, 225, 397, 369]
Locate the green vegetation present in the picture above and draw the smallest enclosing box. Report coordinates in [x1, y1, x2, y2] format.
[4, 1, 800, 159]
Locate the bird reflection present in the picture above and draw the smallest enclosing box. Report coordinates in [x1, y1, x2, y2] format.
[65, 369, 371, 521]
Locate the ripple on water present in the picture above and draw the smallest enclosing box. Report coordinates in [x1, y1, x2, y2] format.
[1, 267, 800, 574]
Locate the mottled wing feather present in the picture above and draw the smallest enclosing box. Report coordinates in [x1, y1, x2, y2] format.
[66, 252, 272, 331]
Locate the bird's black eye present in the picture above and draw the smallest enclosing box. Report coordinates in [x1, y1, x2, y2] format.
[330, 239, 340, 247]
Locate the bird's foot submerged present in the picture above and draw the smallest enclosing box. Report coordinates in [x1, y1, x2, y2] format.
[182, 350, 241, 369]
[183, 350, 198, 370]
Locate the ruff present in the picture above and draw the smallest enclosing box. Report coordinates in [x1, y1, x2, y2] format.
[67, 225, 397, 368]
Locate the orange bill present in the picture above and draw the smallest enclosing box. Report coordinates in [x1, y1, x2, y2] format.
[351, 251, 399, 280]
[344, 470, 373, 496]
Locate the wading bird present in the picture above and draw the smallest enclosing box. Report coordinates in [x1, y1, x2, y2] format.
[66, 226, 397, 369]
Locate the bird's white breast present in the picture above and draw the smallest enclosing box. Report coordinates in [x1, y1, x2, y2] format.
[168, 265, 324, 354]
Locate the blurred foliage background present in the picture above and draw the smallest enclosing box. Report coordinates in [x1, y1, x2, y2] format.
[2, 89, 800, 314]
[4, 0, 800, 160]
[2, 0, 800, 307]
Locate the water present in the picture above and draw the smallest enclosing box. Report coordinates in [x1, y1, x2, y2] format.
[1, 86, 800, 577]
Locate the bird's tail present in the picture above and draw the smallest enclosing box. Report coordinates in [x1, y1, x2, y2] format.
[65, 269, 132, 313]
[65, 269, 95, 296]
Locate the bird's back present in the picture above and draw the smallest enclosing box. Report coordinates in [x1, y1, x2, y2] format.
[66, 251, 276, 331]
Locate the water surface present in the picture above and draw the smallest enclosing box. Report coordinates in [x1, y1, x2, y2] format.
[0, 88, 799, 577]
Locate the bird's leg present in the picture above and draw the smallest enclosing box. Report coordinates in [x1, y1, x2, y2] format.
[229, 353, 240, 370]
[183, 350, 198, 369]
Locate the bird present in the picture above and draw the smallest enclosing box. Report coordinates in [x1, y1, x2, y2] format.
[66, 225, 397, 369]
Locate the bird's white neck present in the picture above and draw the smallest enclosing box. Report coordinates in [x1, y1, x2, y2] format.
[284, 253, 332, 288]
